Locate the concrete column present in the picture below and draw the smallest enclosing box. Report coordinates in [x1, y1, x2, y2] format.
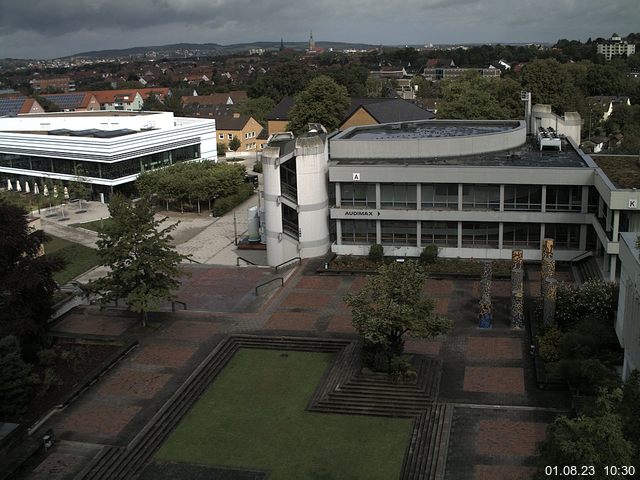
[610, 255, 617, 282]
[416, 184, 422, 211]
[498, 222, 504, 250]
[541, 185, 547, 213]
[540, 224, 545, 250]
[457, 221, 463, 249]
[543, 278, 558, 326]
[376, 183, 381, 210]
[376, 220, 381, 244]
[581, 185, 589, 213]
[416, 220, 422, 248]
[458, 184, 463, 211]
[613, 210, 620, 240]
[606, 204, 612, 232]
[499, 184, 505, 212]
[336, 219, 342, 245]
[335, 183, 341, 207]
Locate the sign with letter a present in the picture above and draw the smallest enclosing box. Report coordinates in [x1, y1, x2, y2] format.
[352, 173, 361, 181]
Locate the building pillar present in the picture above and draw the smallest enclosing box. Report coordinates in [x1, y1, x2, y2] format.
[375, 183, 381, 210]
[336, 219, 342, 245]
[416, 184, 422, 211]
[541, 238, 554, 299]
[499, 184, 505, 212]
[610, 255, 617, 282]
[478, 261, 493, 328]
[606, 204, 612, 232]
[458, 184, 463, 211]
[613, 210, 620, 240]
[579, 224, 587, 251]
[457, 221, 463, 249]
[541, 185, 547, 213]
[416, 220, 422, 248]
[511, 249, 525, 329]
[376, 220, 381, 245]
[335, 183, 341, 207]
[498, 222, 504, 250]
[581, 185, 589, 213]
[543, 278, 557, 326]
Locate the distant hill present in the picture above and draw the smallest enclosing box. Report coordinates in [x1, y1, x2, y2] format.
[67, 41, 379, 59]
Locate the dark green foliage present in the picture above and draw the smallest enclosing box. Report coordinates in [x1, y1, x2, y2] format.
[84, 195, 187, 326]
[620, 371, 640, 464]
[555, 280, 618, 330]
[228, 135, 241, 151]
[344, 261, 452, 371]
[419, 244, 439, 265]
[217, 142, 227, 154]
[287, 75, 350, 134]
[212, 183, 254, 217]
[559, 358, 620, 396]
[238, 96, 275, 126]
[0, 201, 65, 352]
[368, 243, 383, 262]
[536, 391, 633, 479]
[389, 356, 417, 384]
[252, 160, 263, 173]
[248, 62, 317, 103]
[0, 336, 32, 416]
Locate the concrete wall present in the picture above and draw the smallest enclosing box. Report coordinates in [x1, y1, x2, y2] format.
[340, 108, 377, 131]
[531, 104, 581, 143]
[616, 232, 640, 379]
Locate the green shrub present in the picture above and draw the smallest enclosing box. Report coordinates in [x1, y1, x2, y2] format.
[39, 367, 63, 396]
[389, 356, 417, 384]
[555, 281, 618, 330]
[537, 326, 562, 363]
[212, 183, 254, 217]
[368, 244, 384, 262]
[37, 348, 58, 366]
[419, 244, 438, 264]
[560, 358, 620, 395]
[252, 160, 263, 173]
[217, 142, 227, 154]
[0, 336, 32, 415]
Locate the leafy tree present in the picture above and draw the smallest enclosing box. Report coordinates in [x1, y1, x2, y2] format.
[620, 371, 640, 464]
[287, 75, 350, 134]
[344, 261, 452, 369]
[536, 391, 634, 479]
[520, 59, 581, 112]
[228, 135, 242, 151]
[326, 64, 369, 97]
[438, 73, 520, 119]
[142, 92, 165, 111]
[0, 201, 64, 353]
[33, 95, 61, 112]
[238, 96, 275, 126]
[0, 335, 32, 416]
[248, 62, 317, 103]
[84, 195, 187, 327]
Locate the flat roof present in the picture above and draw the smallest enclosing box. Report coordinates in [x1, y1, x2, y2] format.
[15, 111, 158, 118]
[331, 137, 588, 168]
[340, 120, 520, 140]
[593, 156, 640, 189]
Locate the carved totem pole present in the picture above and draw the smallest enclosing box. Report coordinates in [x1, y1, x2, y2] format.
[478, 261, 493, 328]
[511, 249, 524, 329]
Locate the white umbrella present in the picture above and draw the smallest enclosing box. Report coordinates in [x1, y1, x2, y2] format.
[7, 179, 13, 191]
[63, 186, 69, 200]
[25, 181, 30, 194]
[16, 180, 22, 192]
[34, 183, 40, 194]
[53, 186, 58, 198]
[43, 185, 49, 197]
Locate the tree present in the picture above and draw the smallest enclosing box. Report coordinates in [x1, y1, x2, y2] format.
[344, 261, 452, 369]
[248, 62, 317, 103]
[84, 195, 187, 327]
[520, 59, 581, 112]
[287, 75, 350, 134]
[228, 135, 242, 151]
[0, 336, 32, 416]
[536, 391, 634, 479]
[0, 201, 64, 353]
[142, 92, 165, 111]
[238, 96, 276, 126]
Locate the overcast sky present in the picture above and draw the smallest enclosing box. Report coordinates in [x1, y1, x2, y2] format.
[1, 0, 638, 59]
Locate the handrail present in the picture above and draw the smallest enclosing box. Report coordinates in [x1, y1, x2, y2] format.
[171, 300, 187, 312]
[569, 251, 593, 265]
[184, 256, 202, 264]
[255, 277, 284, 296]
[275, 256, 301, 273]
[237, 256, 257, 266]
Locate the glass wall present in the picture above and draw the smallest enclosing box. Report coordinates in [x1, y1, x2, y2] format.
[546, 186, 582, 212]
[341, 220, 376, 244]
[504, 185, 542, 211]
[421, 221, 458, 247]
[503, 223, 541, 248]
[280, 158, 297, 201]
[282, 204, 299, 238]
[462, 185, 500, 210]
[341, 183, 376, 207]
[421, 184, 458, 210]
[462, 222, 499, 248]
[545, 223, 580, 249]
[381, 220, 417, 245]
[0, 144, 200, 181]
[380, 183, 417, 209]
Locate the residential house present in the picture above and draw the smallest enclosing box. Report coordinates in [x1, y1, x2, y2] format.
[597, 33, 636, 61]
[30, 76, 76, 93]
[182, 91, 248, 108]
[0, 97, 44, 116]
[215, 112, 263, 152]
[587, 96, 632, 121]
[39, 92, 100, 111]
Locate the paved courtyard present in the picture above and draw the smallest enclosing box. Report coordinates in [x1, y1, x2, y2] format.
[24, 263, 569, 480]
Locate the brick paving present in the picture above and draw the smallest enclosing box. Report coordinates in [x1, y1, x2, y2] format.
[463, 367, 525, 394]
[466, 337, 522, 360]
[57, 402, 142, 438]
[474, 465, 537, 480]
[24, 264, 572, 480]
[97, 368, 173, 399]
[132, 344, 198, 369]
[477, 420, 547, 456]
[30, 453, 84, 480]
[160, 320, 218, 341]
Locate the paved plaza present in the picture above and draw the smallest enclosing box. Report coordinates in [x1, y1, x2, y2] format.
[23, 263, 568, 480]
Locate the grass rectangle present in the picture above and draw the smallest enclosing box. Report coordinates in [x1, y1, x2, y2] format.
[46, 235, 100, 284]
[156, 349, 413, 480]
[71, 218, 114, 233]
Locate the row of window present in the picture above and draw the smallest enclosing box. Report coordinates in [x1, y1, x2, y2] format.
[0, 145, 200, 180]
[340, 220, 581, 250]
[339, 183, 595, 212]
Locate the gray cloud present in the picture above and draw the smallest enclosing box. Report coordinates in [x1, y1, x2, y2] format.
[0, 0, 638, 59]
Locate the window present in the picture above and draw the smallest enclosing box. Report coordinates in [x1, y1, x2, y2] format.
[282, 204, 299, 239]
[341, 183, 376, 207]
[422, 184, 458, 210]
[503, 223, 541, 248]
[280, 158, 297, 201]
[227, 134, 233, 140]
[380, 183, 417, 209]
[219, 134, 224, 139]
[421, 221, 457, 247]
[381, 221, 417, 246]
[504, 185, 542, 211]
[546, 186, 582, 212]
[545, 224, 580, 249]
[341, 220, 376, 244]
[462, 185, 500, 210]
[462, 222, 499, 248]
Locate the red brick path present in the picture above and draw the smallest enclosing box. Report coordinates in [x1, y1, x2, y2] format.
[58, 402, 142, 437]
[132, 344, 197, 368]
[474, 465, 537, 480]
[466, 337, 522, 360]
[97, 369, 172, 399]
[463, 367, 525, 394]
[477, 420, 547, 456]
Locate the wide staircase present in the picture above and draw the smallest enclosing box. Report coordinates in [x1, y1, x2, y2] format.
[570, 252, 602, 284]
[75, 335, 451, 480]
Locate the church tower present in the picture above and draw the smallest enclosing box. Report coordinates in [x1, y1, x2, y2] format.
[309, 30, 315, 52]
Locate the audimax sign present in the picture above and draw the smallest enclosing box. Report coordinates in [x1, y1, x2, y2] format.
[344, 210, 381, 216]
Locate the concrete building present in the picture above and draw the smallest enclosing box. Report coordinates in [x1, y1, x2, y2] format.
[597, 33, 636, 61]
[0, 111, 216, 200]
[616, 232, 640, 380]
[261, 109, 640, 279]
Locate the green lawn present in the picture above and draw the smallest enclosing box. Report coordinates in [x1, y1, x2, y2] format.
[156, 349, 413, 480]
[45, 235, 100, 284]
[71, 218, 114, 233]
